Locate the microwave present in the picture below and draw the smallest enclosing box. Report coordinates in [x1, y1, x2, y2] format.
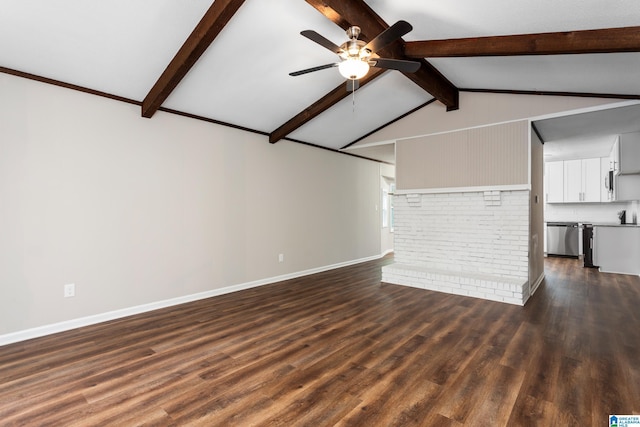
[604, 169, 615, 200]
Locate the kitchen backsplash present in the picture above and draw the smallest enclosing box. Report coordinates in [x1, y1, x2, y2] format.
[545, 200, 639, 224]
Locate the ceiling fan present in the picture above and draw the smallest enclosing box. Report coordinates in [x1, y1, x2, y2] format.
[289, 20, 421, 91]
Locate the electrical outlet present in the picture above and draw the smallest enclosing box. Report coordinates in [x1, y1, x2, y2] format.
[278, 253, 284, 263]
[64, 283, 75, 298]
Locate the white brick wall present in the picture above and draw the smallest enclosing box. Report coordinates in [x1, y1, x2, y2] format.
[384, 190, 531, 305]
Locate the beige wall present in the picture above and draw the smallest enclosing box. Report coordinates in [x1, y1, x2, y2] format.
[353, 92, 620, 146]
[529, 130, 545, 293]
[396, 121, 529, 190]
[0, 74, 382, 336]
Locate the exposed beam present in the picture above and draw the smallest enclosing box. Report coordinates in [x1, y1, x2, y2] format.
[460, 87, 640, 100]
[1, 66, 140, 106]
[268, 0, 458, 143]
[304, 0, 390, 41]
[406, 60, 458, 111]
[305, 0, 458, 110]
[405, 26, 640, 58]
[141, 0, 246, 118]
[269, 68, 385, 143]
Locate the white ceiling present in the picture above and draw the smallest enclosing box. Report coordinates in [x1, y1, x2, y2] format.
[2, 0, 640, 160]
[536, 103, 640, 161]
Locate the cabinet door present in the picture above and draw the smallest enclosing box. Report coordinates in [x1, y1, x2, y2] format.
[545, 161, 564, 203]
[582, 158, 601, 202]
[600, 157, 611, 202]
[619, 132, 640, 174]
[563, 159, 582, 202]
[610, 136, 620, 174]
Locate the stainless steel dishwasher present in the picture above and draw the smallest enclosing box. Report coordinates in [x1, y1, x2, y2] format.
[546, 222, 579, 257]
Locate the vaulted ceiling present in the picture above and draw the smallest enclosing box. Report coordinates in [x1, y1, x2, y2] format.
[2, 0, 640, 161]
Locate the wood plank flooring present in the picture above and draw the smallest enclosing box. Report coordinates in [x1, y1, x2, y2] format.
[1, 255, 639, 426]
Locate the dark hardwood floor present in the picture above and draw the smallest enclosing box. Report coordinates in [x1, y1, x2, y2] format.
[1, 255, 639, 426]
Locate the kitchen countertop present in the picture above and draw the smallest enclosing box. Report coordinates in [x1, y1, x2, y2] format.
[545, 221, 640, 227]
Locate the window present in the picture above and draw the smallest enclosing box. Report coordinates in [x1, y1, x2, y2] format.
[382, 189, 389, 228]
[381, 178, 395, 231]
[389, 183, 395, 232]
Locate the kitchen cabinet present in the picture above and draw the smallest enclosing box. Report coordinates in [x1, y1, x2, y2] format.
[616, 174, 640, 201]
[545, 161, 564, 203]
[611, 132, 640, 175]
[582, 158, 601, 202]
[563, 160, 582, 202]
[600, 157, 612, 202]
[593, 225, 640, 275]
[609, 136, 620, 173]
[546, 157, 605, 203]
[561, 158, 601, 203]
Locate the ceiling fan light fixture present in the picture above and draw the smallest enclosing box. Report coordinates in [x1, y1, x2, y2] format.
[338, 58, 369, 80]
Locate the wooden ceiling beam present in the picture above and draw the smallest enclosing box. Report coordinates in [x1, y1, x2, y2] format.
[141, 0, 246, 118]
[305, 0, 458, 110]
[304, 0, 388, 41]
[404, 26, 640, 58]
[269, 68, 385, 143]
[268, 0, 459, 143]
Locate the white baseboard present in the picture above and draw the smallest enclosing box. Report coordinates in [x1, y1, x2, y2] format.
[530, 271, 545, 296]
[0, 253, 385, 347]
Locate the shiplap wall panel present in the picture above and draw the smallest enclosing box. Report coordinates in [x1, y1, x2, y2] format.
[397, 120, 529, 190]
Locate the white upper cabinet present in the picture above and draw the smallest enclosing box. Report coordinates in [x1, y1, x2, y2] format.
[545, 161, 564, 203]
[563, 159, 582, 202]
[563, 158, 600, 202]
[615, 132, 640, 175]
[610, 135, 620, 174]
[546, 158, 601, 203]
[582, 158, 601, 202]
[601, 157, 613, 202]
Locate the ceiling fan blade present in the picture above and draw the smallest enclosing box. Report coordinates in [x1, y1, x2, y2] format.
[370, 58, 421, 73]
[346, 79, 359, 92]
[289, 63, 338, 76]
[364, 20, 413, 54]
[300, 30, 343, 54]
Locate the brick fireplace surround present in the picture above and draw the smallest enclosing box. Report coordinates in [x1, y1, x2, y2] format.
[382, 190, 531, 305]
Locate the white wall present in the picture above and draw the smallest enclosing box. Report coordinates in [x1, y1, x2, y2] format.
[380, 163, 395, 255]
[0, 74, 382, 339]
[545, 201, 635, 223]
[393, 191, 530, 280]
[383, 190, 530, 305]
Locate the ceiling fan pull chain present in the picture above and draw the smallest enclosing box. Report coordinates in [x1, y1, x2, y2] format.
[352, 84, 356, 113]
